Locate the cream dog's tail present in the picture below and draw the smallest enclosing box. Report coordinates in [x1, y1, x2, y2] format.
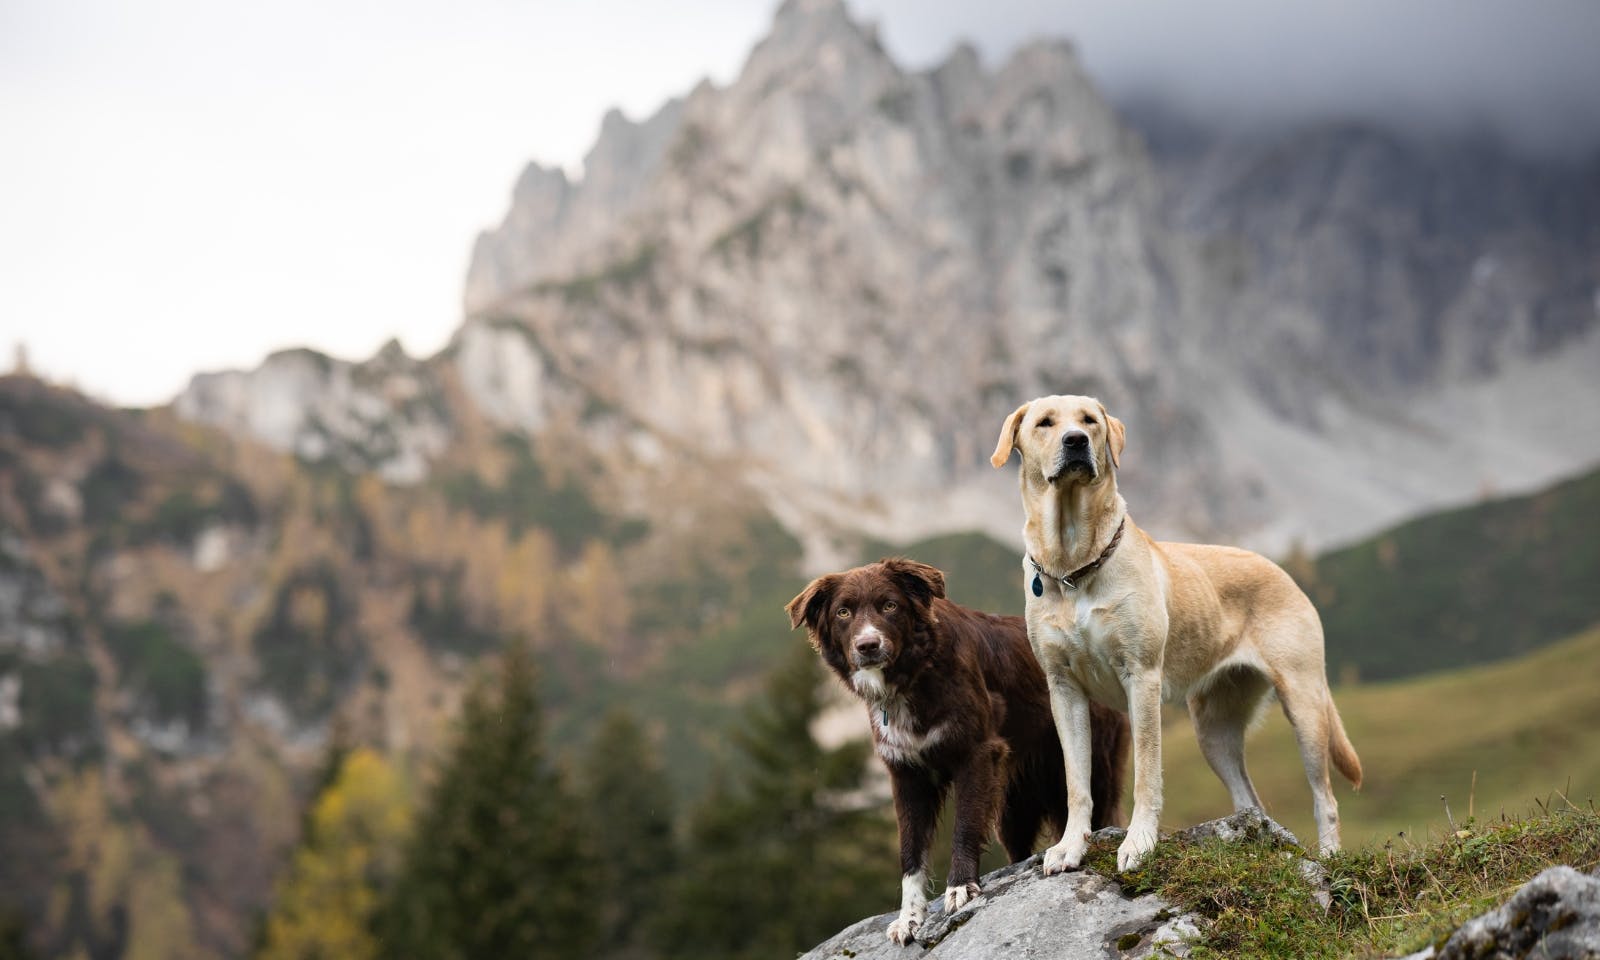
[1327, 699, 1362, 789]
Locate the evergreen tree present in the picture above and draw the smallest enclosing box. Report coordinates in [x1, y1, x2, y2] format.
[256, 748, 410, 960]
[0, 909, 35, 960]
[379, 641, 598, 960]
[655, 644, 893, 960]
[580, 710, 676, 960]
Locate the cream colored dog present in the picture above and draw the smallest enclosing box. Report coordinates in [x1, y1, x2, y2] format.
[991, 395, 1361, 872]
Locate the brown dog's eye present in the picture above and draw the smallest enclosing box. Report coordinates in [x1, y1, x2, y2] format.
[882, 600, 898, 613]
[835, 607, 851, 620]
[1036, 417, 1053, 429]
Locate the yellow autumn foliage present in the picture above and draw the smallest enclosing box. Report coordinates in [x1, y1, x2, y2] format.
[46, 771, 202, 960]
[558, 540, 629, 650]
[258, 749, 410, 960]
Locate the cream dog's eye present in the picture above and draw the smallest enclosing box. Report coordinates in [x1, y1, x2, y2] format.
[882, 600, 898, 612]
[1036, 417, 1054, 429]
[836, 607, 852, 619]
[1083, 415, 1097, 426]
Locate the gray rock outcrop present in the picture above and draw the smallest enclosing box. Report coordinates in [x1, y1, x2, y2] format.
[1402, 865, 1600, 960]
[800, 810, 1332, 960]
[799, 845, 1199, 960]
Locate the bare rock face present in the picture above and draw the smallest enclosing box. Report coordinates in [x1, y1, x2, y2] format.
[463, 97, 688, 314]
[457, 0, 1235, 553]
[175, 341, 449, 484]
[799, 845, 1200, 960]
[177, 0, 1600, 559]
[1401, 865, 1600, 960]
[799, 810, 1324, 960]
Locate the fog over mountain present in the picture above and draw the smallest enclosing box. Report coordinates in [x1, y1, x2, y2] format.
[857, 0, 1600, 160]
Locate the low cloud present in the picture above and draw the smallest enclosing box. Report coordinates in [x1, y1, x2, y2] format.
[861, 0, 1600, 158]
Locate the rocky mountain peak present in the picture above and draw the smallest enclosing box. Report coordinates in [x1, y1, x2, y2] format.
[181, 0, 1600, 561]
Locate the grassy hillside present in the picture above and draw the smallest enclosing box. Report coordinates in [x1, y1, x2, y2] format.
[1157, 623, 1600, 849]
[1305, 466, 1600, 682]
[861, 530, 1027, 617]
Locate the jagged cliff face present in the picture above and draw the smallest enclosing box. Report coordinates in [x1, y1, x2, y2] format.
[457, 0, 1229, 554]
[177, 0, 1600, 559]
[174, 341, 451, 485]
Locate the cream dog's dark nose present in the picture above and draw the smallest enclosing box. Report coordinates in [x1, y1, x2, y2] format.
[1063, 431, 1089, 450]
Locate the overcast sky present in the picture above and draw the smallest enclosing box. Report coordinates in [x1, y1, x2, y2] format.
[4, 0, 1598, 406]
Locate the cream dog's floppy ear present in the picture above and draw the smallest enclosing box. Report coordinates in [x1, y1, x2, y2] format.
[990, 402, 1031, 468]
[1099, 402, 1125, 469]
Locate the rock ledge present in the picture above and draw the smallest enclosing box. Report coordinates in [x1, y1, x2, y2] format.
[801, 810, 1320, 960]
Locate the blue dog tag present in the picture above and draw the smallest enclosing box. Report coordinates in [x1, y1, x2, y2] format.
[1031, 573, 1043, 597]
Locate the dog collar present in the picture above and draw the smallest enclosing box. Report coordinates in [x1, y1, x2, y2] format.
[1029, 517, 1126, 595]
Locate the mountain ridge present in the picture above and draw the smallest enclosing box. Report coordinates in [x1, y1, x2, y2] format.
[172, 0, 1600, 565]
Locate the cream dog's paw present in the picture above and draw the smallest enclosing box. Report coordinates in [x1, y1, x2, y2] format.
[885, 913, 921, 945]
[1117, 820, 1159, 872]
[1043, 831, 1088, 875]
[942, 881, 980, 913]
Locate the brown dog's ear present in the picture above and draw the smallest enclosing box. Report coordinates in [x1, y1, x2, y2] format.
[785, 573, 842, 635]
[878, 558, 946, 609]
[1100, 403, 1125, 469]
[990, 402, 1031, 468]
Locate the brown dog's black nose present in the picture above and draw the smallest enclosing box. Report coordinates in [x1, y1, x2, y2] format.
[855, 635, 884, 658]
[1063, 431, 1089, 449]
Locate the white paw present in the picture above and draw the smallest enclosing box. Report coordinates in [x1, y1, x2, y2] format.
[886, 914, 921, 945]
[942, 882, 979, 913]
[1043, 832, 1088, 875]
[1117, 821, 1158, 871]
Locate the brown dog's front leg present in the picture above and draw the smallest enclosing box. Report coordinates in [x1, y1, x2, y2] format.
[945, 739, 1007, 913]
[886, 765, 942, 945]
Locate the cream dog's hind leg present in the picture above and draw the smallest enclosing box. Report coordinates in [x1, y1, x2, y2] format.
[1187, 668, 1272, 814]
[1274, 677, 1343, 854]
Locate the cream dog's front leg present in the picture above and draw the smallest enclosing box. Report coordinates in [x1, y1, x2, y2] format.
[1118, 667, 1164, 871]
[1041, 673, 1095, 874]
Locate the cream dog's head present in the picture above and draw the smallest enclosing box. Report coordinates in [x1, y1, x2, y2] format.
[990, 394, 1125, 487]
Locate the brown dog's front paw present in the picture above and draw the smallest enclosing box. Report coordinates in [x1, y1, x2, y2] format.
[942, 881, 980, 913]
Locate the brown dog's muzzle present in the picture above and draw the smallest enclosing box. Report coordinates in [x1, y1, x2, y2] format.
[852, 626, 889, 667]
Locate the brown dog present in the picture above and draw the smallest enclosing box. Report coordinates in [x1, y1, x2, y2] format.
[991, 395, 1362, 873]
[787, 558, 1129, 945]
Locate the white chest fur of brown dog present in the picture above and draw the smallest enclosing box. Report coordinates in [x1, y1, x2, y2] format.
[991, 394, 1362, 873]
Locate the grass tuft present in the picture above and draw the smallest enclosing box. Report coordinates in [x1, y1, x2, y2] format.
[1083, 803, 1600, 958]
